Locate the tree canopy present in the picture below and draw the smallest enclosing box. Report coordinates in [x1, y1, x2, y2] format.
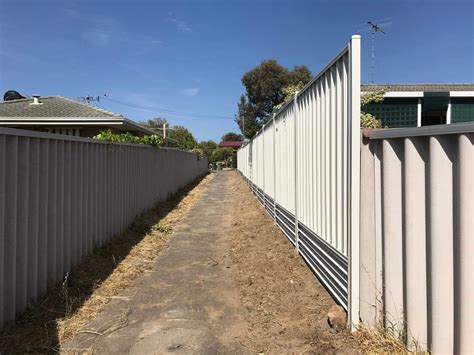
[168, 125, 197, 150]
[197, 140, 218, 158]
[211, 147, 233, 163]
[140, 118, 198, 150]
[221, 132, 244, 142]
[236, 60, 312, 138]
[140, 117, 168, 132]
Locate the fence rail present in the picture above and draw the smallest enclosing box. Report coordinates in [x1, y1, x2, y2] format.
[237, 35, 361, 325]
[0, 127, 208, 328]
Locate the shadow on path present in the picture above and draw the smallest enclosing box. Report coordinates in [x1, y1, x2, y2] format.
[0, 175, 208, 354]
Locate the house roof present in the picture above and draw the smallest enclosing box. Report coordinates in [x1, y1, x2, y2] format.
[0, 96, 122, 118]
[219, 141, 243, 149]
[361, 83, 474, 92]
[0, 96, 156, 135]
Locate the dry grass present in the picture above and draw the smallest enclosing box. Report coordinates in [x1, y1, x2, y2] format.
[0, 173, 214, 354]
[354, 323, 423, 354]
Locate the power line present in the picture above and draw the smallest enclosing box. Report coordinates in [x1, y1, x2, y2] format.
[101, 96, 235, 120]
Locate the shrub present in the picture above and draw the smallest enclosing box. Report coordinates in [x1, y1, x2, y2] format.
[93, 130, 164, 148]
[360, 89, 387, 129]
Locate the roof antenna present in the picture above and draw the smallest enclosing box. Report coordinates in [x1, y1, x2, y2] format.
[78, 95, 102, 104]
[355, 18, 391, 83]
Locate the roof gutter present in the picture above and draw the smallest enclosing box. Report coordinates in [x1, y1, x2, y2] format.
[0, 117, 156, 135]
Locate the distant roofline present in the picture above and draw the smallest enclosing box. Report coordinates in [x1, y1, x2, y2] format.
[0, 117, 157, 135]
[0, 96, 123, 118]
[361, 83, 474, 97]
[219, 140, 243, 144]
[362, 83, 474, 86]
[0, 95, 156, 135]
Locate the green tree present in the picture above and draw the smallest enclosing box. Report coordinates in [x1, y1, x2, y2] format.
[273, 81, 306, 111]
[221, 132, 244, 141]
[236, 60, 311, 138]
[236, 94, 261, 139]
[140, 117, 168, 133]
[211, 147, 233, 162]
[197, 140, 218, 159]
[168, 125, 197, 150]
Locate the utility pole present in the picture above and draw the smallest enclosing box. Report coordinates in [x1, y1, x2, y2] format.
[163, 123, 167, 139]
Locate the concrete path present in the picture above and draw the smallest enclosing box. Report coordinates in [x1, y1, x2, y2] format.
[65, 172, 250, 354]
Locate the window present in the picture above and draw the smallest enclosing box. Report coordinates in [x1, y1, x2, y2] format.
[363, 98, 418, 128]
[47, 128, 81, 136]
[451, 98, 474, 123]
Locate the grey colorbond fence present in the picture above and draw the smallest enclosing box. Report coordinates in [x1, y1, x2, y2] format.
[0, 127, 208, 328]
[360, 123, 473, 354]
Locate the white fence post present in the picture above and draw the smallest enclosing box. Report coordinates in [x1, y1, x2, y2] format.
[273, 113, 277, 221]
[348, 35, 361, 330]
[294, 92, 300, 254]
[262, 126, 265, 202]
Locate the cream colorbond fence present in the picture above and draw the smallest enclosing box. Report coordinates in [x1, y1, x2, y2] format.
[237, 35, 361, 325]
[360, 124, 473, 354]
[0, 127, 208, 328]
[238, 35, 473, 354]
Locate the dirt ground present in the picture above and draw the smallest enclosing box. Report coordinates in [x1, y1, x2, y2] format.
[1, 171, 366, 354]
[0, 174, 214, 353]
[228, 171, 361, 354]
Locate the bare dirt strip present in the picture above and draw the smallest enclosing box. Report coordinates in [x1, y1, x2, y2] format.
[228, 171, 361, 353]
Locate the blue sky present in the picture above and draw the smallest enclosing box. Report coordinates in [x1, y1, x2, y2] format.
[1, 0, 472, 142]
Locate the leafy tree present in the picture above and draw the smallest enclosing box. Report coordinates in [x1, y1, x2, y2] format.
[236, 60, 311, 138]
[211, 147, 233, 162]
[289, 65, 312, 84]
[198, 140, 218, 159]
[168, 125, 197, 150]
[140, 117, 168, 132]
[221, 132, 244, 142]
[273, 81, 306, 111]
[236, 94, 261, 139]
[142, 118, 198, 150]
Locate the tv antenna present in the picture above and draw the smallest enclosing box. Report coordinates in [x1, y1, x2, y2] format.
[355, 18, 391, 83]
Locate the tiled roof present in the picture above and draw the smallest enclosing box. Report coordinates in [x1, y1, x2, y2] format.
[0, 96, 123, 118]
[362, 83, 474, 92]
[219, 141, 243, 148]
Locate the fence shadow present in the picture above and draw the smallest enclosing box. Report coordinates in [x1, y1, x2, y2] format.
[0, 174, 207, 354]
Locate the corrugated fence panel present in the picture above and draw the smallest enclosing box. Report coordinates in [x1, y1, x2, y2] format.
[360, 125, 474, 354]
[237, 36, 361, 318]
[263, 122, 274, 200]
[0, 127, 208, 328]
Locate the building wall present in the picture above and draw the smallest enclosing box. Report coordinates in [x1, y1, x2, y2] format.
[0, 125, 147, 138]
[364, 95, 474, 128]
